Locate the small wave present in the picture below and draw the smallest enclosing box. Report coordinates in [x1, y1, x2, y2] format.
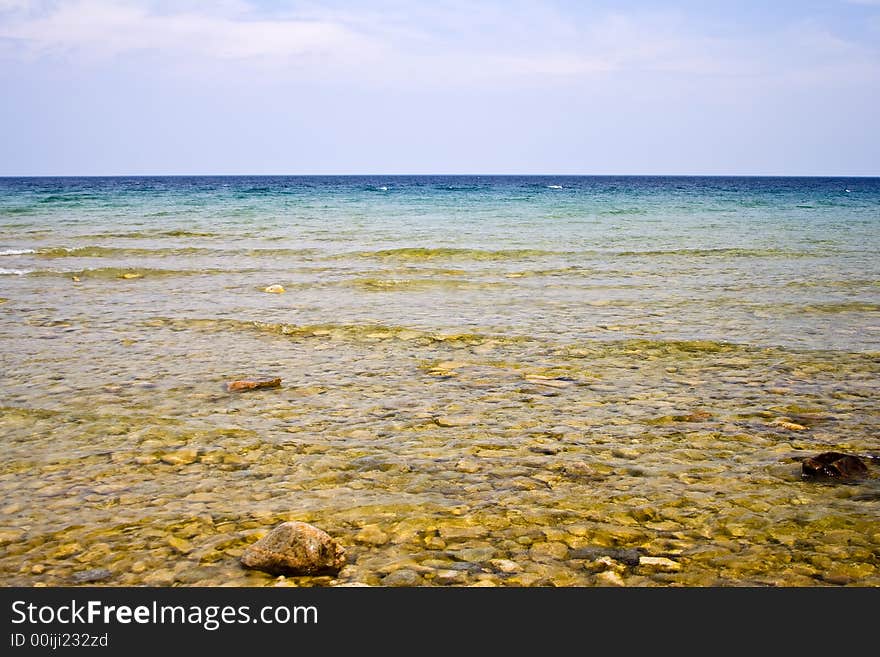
[599, 208, 649, 216]
[0, 268, 31, 275]
[351, 277, 507, 292]
[353, 247, 562, 261]
[378, 186, 389, 191]
[145, 317, 530, 346]
[799, 302, 880, 314]
[31, 245, 318, 258]
[614, 247, 813, 258]
[25, 267, 212, 279]
[79, 230, 219, 239]
[547, 185, 563, 189]
[35, 246, 209, 258]
[0, 249, 35, 256]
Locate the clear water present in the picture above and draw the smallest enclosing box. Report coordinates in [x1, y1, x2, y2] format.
[1, 176, 878, 586]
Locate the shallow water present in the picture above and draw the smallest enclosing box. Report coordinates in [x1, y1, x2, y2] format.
[1, 176, 878, 587]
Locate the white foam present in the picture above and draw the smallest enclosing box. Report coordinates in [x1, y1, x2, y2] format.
[0, 268, 31, 275]
[547, 185, 563, 189]
[378, 186, 389, 191]
[0, 248, 35, 256]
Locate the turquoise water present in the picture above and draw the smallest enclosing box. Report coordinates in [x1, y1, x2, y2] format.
[2, 176, 879, 350]
[1, 176, 878, 586]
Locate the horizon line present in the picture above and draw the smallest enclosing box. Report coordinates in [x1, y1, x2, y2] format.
[1, 173, 879, 178]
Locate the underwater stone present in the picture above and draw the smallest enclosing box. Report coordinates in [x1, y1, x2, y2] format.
[160, 449, 199, 466]
[241, 521, 345, 576]
[71, 568, 112, 584]
[638, 556, 681, 571]
[802, 452, 868, 480]
[355, 524, 389, 546]
[595, 570, 626, 586]
[382, 569, 422, 586]
[227, 377, 282, 393]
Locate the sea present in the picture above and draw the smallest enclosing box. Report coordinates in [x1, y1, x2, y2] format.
[0, 175, 878, 586]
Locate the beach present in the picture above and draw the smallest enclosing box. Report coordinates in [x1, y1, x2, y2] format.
[0, 175, 878, 586]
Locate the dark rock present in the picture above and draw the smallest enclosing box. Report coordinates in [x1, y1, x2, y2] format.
[240, 521, 345, 576]
[381, 569, 422, 586]
[802, 452, 868, 480]
[529, 446, 560, 455]
[672, 411, 713, 422]
[569, 547, 642, 567]
[227, 377, 282, 393]
[71, 568, 112, 584]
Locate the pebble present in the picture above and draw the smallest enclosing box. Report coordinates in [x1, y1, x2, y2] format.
[434, 415, 479, 427]
[355, 525, 389, 546]
[142, 571, 175, 586]
[227, 378, 282, 393]
[71, 568, 112, 584]
[448, 547, 496, 563]
[490, 558, 522, 573]
[52, 543, 83, 559]
[434, 569, 467, 585]
[638, 556, 682, 571]
[160, 449, 199, 466]
[438, 524, 488, 540]
[167, 536, 194, 554]
[0, 529, 25, 546]
[382, 569, 422, 586]
[507, 572, 543, 587]
[530, 541, 569, 560]
[595, 570, 626, 587]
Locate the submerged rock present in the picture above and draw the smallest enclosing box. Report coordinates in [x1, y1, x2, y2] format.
[381, 569, 422, 587]
[160, 449, 199, 466]
[672, 411, 713, 422]
[434, 415, 478, 428]
[638, 556, 681, 572]
[71, 568, 112, 584]
[802, 452, 868, 480]
[241, 521, 345, 576]
[227, 377, 282, 393]
[570, 547, 641, 567]
[595, 570, 626, 587]
[355, 524, 389, 546]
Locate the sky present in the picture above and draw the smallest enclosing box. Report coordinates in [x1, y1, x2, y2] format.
[0, 0, 878, 175]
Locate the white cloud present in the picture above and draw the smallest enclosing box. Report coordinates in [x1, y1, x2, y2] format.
[0, 0, 377, 62]
[0, 0, 34, 11]
[0, 0, 877, 88]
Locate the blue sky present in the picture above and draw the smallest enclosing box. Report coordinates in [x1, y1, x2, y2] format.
[1, 0, 878, 175]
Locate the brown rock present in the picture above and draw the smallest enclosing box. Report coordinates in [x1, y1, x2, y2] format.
[227, 377, 282, 393]
[673, 411, 713, 422]
[240, 521, 345, 576]
[802, 452, 868, 480]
